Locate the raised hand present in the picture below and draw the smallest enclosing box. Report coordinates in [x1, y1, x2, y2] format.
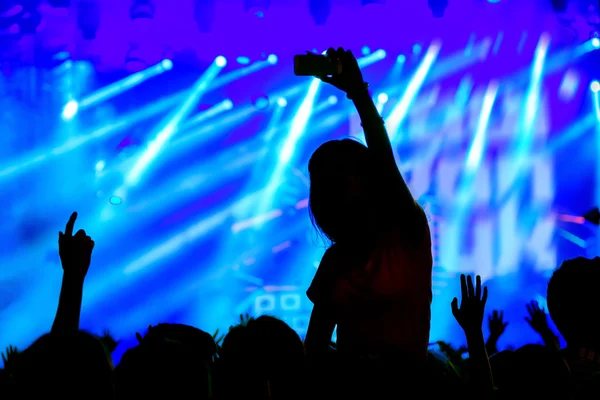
[2, 345, 18, 371]
[98, 329, 119, 354]
[525, 300, 549, 334]
[315, 48, 366, 97]
[451, 274, 488, 333]
[212, 328, 224, 347]
[58, 212, 94, 280]
[488, 310, 508, 339]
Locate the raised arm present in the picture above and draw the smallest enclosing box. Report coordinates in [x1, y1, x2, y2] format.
[451, 275, 495, 399]
[319, 48, 417, 220]
[352, 89, 415, 209]
[52, 212, 95, 334]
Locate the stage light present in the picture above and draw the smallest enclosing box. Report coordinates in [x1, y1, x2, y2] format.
[125, 47, 146, 72]
[109, 196, 123, 206]
[62, 100, 79, 120]
[397, 54, 406, 64]
[252, 94, 270, 110]
[267, 54, 278, 64]
[130, 0, 154, 19]
[550, 0, 567, 12]
[377, 93, 389, 103]
[236, 56, 250, 65]
[223, 99, 234, 110]
[77, 0, 100, 40]
[95, 160, 106, 172]
[277, 97, 287, 107]
[413, 44, 422, 55]
[328, 95, 338, 105]
[487, 0, 500, 3]
[161, 59, 173, 70]
[592, 37, 600, 48]
[362, 46, 371, 55]
[592, 80, 600, 93]
[244, 0, 270, 16]
[215, 56, 227, 67]
[428, 0, 448, 18]
[309, 0, 330, 25]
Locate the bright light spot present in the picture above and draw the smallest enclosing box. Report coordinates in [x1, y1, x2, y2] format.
[592, 37, 600, 48]
[236, 56, 250, 65]
[223, 99, 234, 109]
[377, 93, 389, 103]
[161, 59, 173, 70]
[412, 44, 422, 55]
[592, 80, 600, 93]
[109, 196, 122, 205]
[328, 95, 338, 105]
[277, 97, 287, 107]
[397, 54, 406, 64]
[487, 0, 500, 3]
[253, 95, 270, 110]
[267, 54, 278, 64]
[361, 46, 371, 55]
[559, 69, 579, 101]
[373, 49, 386, 59]
[215, 56, 227, 67]
[95, 160, 106, 172]
[62, 100, 79, 120]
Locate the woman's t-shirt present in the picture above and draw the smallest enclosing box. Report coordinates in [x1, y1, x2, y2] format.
[307, 207, 432, 360]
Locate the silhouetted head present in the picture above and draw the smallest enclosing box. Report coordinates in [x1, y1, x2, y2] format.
[547, 257, 600, 350]
[115, 324, 213, 399]
[115, 341, 210, 399]
[218, 316, 305, 399]
[308, 139, 373, 244]
[490, 345, 570, 399]
[143, 323, 217, 362]
[12, 331, 113, 399]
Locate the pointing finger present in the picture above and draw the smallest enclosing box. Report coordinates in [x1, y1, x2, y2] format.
[65, 212, 77, 237]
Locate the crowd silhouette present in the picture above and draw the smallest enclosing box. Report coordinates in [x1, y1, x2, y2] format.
[1, 48, 597, 399]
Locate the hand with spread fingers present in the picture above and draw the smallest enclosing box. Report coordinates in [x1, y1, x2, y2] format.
[1, 345, 18, 372]
[451, 274, 488, 333]
[488, 310, 508, 340]
[525, 300, 549, 334]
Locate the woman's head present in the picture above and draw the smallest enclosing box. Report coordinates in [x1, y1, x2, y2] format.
[308, 139, 373, 244]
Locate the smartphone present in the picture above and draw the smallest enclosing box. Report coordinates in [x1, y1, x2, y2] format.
[294, 54, 339, 76]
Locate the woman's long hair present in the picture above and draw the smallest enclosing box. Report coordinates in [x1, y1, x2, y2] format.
[308, 138, 372, 246]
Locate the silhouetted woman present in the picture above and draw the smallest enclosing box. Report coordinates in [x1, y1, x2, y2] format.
[304, 48, 432, 364]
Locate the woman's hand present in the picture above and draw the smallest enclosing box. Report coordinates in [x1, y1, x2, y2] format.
[315, 48, 367, 98]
